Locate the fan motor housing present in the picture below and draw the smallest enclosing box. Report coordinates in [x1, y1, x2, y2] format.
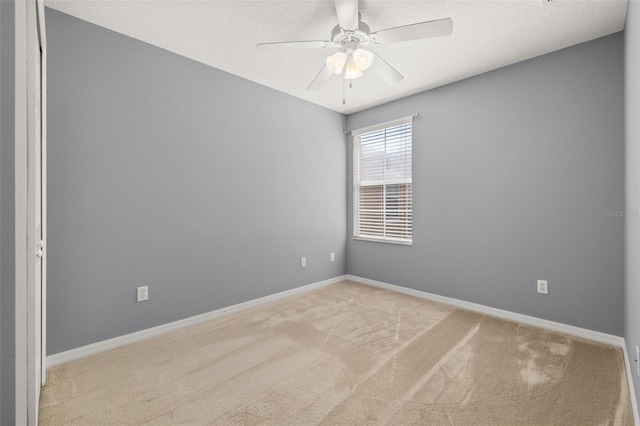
[331, 21, 372, 48]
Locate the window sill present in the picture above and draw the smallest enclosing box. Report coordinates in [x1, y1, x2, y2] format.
[353, 236, 413, 246]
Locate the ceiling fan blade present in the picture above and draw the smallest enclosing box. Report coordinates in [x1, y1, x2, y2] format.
[257, 40, 333, 51]
[371, 51, 404, 86]
[372, 18, 453, 45]
[334, 0, 359, 31]
[307, 64, 335, 91]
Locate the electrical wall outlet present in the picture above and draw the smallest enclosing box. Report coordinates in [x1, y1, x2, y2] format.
[330, 252, 335, 262]
[137, 286, 148, 302]
[301, 257, 307, 268]
[537, 280, 548, 294]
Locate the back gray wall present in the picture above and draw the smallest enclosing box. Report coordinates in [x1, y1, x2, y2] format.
[625, 0, 640, 409]
[46, 9, 346, 355]
[0, 0, 16, 422]
[346, 33, 624, 335]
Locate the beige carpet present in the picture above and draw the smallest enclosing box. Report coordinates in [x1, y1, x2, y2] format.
[39, 281, 634, 425]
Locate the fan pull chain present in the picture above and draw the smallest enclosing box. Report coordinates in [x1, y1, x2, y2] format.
[342, 73, 346, 104]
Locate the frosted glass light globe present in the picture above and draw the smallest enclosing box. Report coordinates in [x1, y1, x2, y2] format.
[345, 60, 363, 79]
[353, 48, 374, 71]
[326, 51, 347, 74]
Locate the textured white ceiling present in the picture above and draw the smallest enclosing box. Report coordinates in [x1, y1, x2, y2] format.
[44, 0, 627, 114]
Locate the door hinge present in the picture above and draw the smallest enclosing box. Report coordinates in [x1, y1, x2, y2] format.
[36, 240, 44, 258]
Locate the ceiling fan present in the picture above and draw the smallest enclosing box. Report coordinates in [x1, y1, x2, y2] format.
[257, 0, 453, 91]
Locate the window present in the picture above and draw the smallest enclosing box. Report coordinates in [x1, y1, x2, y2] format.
[353, 117, 413, 244]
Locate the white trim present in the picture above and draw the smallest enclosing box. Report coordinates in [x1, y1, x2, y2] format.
[47, 275, 347, 367]
[346, 275, 625, 347]
[350, 114, 414, 136]
[15, 0, 29, 422]
[353, 236, 413, 246]
[37, 0, 47, 386]
[25, 0, 43, 421]
[623, 344, 640, 425]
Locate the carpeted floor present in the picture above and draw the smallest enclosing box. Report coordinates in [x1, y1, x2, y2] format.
[39, 281, 634, 425]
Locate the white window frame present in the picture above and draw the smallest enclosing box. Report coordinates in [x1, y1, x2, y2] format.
[353, 116, 413, 245]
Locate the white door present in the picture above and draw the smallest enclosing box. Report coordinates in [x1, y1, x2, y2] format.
[15, 0, 47, 423]
[26, 0, 47, 421]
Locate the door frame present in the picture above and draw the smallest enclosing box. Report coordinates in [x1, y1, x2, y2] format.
[37, 0, 47, 387]
[15, 0, 47, 423]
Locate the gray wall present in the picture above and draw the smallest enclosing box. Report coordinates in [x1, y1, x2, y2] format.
[46, 8, 346, 355]
[625, 0, 640, 409]
[346, 33, 625, 336]
[0, 0, 15, 423]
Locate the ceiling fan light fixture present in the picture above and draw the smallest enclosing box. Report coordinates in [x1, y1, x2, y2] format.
[353, 48, 374, 71]
[258, 0, 454, 95]
[326, 51, 347, 74]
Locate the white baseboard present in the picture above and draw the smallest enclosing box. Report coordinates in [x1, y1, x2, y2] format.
[346, 275, 624, 347]
[47, 275, 347, 367]
[48, 273, 638, 423]
[623, 343, 640, 425]
[50, 273, 625, 367]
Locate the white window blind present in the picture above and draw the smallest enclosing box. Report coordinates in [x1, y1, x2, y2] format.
[353, 117, 413, 244]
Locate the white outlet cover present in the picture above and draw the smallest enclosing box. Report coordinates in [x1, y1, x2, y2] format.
[301, 257, 306, 268]
[537, 280, 548, 295]
[137, 286, 148, 302]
